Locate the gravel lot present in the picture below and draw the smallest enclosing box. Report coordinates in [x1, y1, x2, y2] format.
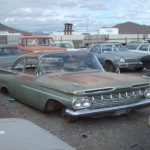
[0, 69, 150, 150]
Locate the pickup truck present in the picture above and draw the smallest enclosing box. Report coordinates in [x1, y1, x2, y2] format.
[17, 35, 67, 53]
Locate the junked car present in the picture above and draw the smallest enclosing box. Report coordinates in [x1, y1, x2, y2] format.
[129, 43, 150, 55]
[55, 42, 80, 51]
[141, 55, 150, 69]
[17, 35, 67, 53]
[0, 51, 150, 122]
[88, 42, 145, 72]
[125, 41, 148, 51]
[0, 48, 22, 67]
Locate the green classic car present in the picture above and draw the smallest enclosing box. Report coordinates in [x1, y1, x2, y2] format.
[0, 51, 150, 121]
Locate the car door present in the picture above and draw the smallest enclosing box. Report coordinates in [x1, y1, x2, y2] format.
[11, 57, 41, 108]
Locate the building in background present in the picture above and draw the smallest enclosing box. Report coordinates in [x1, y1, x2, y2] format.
[99, 28, 119, 35]
[0, 31, 22, 48]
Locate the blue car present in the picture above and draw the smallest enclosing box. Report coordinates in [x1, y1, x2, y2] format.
[88, 43, 146, 72]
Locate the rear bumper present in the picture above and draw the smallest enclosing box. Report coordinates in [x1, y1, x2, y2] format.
[65, 99, 150, 116]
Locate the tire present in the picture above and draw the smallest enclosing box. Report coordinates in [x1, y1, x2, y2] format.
[135, 67, 143, 72]
[104, 61, 115, 72]
[61, 107, 78, 123]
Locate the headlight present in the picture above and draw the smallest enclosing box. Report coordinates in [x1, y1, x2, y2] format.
[72, 97, 92, 109]
[120, 58, 125, 62]
[144, 88, 150, 98]
[82, 97, 91, 107]
[73, 98, 82, 108]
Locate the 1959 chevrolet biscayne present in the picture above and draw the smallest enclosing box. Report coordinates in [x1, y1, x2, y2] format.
[0, 51, 150, 122]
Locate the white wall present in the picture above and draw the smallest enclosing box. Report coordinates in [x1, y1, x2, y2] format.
[99, 28, 119, 35]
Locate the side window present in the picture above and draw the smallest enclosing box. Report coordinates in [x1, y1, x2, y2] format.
[90, 46, 101, 53]
[101, 45, 112, 52]
[12, 59, 25, 72]
[22, 39, 27, 46]
[139, 45, 148, 51]
[24, 58, 38, 75]
[27, 39, 38, 46]
[12, 58, 38, 75]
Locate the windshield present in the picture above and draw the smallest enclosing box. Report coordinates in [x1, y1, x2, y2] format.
[27, 38, 55, 46]
[102, 44, 128, 52]
[40, 52, 103, 75]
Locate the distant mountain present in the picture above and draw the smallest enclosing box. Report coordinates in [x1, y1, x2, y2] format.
[1, 21, 150, 35]
[0, 23, 31, 35]
[113, 21, 150, 34]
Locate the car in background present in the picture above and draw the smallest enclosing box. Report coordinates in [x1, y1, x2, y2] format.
[0, 51, 150, 122]
[0, 48, 22, 67]
[88, 42, 145, 72]
[130, 43, 150, 55]
[55, 42, 80, 51]
[17, 35, 67, 53]
[141, 55, 150, 69]
[125, 41, 148, 51]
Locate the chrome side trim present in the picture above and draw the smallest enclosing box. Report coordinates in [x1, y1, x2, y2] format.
[131, 83, 150, 89]
[143, 75, 150, 79]
[65, 99, 150, 116]
[73, 87, 116, 96]
[20, 85, 70, 101]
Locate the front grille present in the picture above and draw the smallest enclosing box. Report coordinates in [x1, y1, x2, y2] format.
[93, 89, 145, 107]
[95, 89, 144, 101]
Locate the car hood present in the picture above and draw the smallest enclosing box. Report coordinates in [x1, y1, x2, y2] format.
[18, 46, 67, 53]
[104, 51, 146, 58]
[37, 72, 149, 95]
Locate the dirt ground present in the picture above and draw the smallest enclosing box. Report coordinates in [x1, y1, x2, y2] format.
[0, 69, 150, 150]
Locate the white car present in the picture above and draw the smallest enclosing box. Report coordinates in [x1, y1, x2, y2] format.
[55, 42, 80, 51]
[127, 43, 150, 55]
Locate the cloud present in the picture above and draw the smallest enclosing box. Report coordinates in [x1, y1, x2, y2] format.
[0, 0, 150, 32]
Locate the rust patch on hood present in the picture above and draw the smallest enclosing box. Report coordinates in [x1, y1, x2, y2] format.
[52, 72, 117, 86]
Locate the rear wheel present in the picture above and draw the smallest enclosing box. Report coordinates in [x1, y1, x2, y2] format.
[104, 61, 115, 72]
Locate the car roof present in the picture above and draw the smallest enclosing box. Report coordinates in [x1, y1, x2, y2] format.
[20, 36, 53, 39]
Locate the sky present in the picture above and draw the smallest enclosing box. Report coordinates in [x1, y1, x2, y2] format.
[0, 0, 150, 33]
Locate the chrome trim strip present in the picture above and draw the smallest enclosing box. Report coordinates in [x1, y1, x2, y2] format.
[20, 85, 70, 101]
[65, 99, 150, 116]
[118, 62, 143, 65]
[73, 87, 116, 95]
[143, 75, 150, 79]
[131, 83, 150, 89]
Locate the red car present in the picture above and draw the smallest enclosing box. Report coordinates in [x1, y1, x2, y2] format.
[17, 35, 67, 53]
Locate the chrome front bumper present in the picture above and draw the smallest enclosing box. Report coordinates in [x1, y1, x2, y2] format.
[65, 99, 150, 116]
[118, 62, 143, 69]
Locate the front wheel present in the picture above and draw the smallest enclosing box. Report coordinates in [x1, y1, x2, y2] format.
[104, 61, 115, 72]
[61, 107, 78, 123]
